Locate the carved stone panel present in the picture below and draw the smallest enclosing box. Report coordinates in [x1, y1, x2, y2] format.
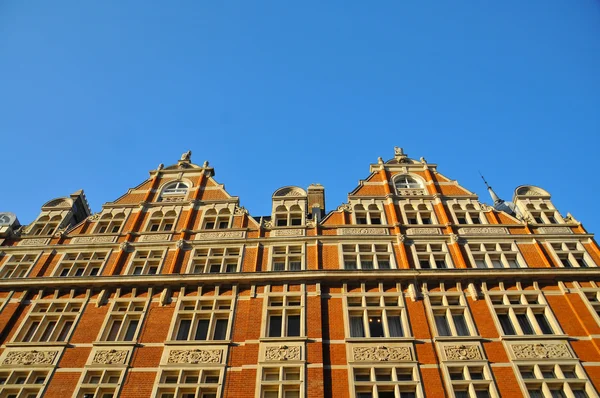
[457, 227, 508, 235]
[19, 238, 50, 246]
[195, 231, 245, 240]
[406, 228, 441, 236]
[265, 345, 301, 361]
[397, 189, 427, 196]
[538, 226, 572, 234]
[443, 345, 483, 361]
[3, 350, 58, 366]
[167, 349, 223, 364]
[92, 349, 128, 365]
[141, 234, 172, 242]
[352, 346, 412, 362]
[339, 228, 388, 236]
[510, 343, 572, 360]
[72, 236, 117, 244]
[271, 229, 305, 237]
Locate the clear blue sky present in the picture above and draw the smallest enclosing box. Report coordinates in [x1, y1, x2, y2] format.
[1, 2, 599, 232]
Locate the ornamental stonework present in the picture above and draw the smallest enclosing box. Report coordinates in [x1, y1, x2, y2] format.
[339, 228, 388, 236]
[92, 349, 128, 365]
[397, 188, 426, 196]
[271, 229, 304, 237]
[352, 346, 411, 362]
[265, 345, 301, 361]
[3, 350, 58, 366]
[167, 349, 222, 364]
[141, 234, 172, 242]
[195, 231, 245, 240]
[510, 343, 572, 359]
[538, 226, 572, 234]
[406, 228, 441, 236]
[72, 236, 117, 244]
[19, 238, 50, 246]
[444, 345, 482, 361]
[457, 227, 508, 235]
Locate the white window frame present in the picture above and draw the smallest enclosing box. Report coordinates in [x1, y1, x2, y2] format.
[0, 253, 41, 279]
[258, 365, 304, 398]
[466, 242, 524, 269]
[97, 297, 149, 342]
[547, 242, 595, 268]
[95, 213, 126, 234]
[269, 244, 305, 272]
[154, 367, 224, 398]
[201, 208, 233, 230]
[75, 368, 126, 398]
[451, 203, 487, 225]
[273, 205, 304, 227]
[125, 249, 167, 275]
[443, 363, 499, 398]
[188, 246, 243, 274]
[411, 242, 453, 269]
[146, 210, 179, 232]
[515, 362, 598, 398]
[340, 242, 396, 270]
[353, 203, 386, 225]
[425, 292, 476, 337]
[263, 291, 305, 339]
[0, 368, 52, 397]
[351, 365, 423, 398]
[53, 250, 110, 277]
[402, 203, 437, 225]
[12, 298, 85, 343]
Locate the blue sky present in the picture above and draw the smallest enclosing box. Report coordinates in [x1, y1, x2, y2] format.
[1, 1, 599, 232]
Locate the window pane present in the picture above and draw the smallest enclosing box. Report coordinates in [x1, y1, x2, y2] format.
[195, 319, 210, 340]
[453, 314, 470, 336]
[289, 262, 301, 271]
[287, 315, 301, 337]
[551, 390, 566, 398]
[528, 390, 544, 398]
[350, 316, 365, 337]
[361, 260, 374, 270]
[213, 319, 228, 340]
[475, 390, 490, 398]
[368, 316, 384, 337]
[378, 260, 390, 269]
[107, 320, 122, 341]
[498, 314, 516, 335]
[57, 321, 73, 342]
[345, 261, 357, 270]
[435, 315, 451, 336]
[516, 314, 534, 335]
[387, 316, 403, 337]
[454, 392, 469, 398]
[572, 390, 589, 398]
[535, 313, 553, 334]
[39, 321, 57, 342]
[176, 319, 191, 340]
[269, 315, 282, 337]
[124, 320, 139, 341]
[419, 260, 431, 269]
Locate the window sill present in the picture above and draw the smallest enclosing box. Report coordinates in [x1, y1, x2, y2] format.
[164, 339, 232, 346]
[499, 334, 569, 341]
[259, 336, 308, 343]
[433, 336, 483, 342]
[92, 340, 139, 346]
[344, 337, 414, 343]
[6, 341, 70, 348]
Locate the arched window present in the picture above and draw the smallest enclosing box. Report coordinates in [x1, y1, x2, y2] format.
[96, 213, 125, 234]
[202, 208, 231, 230]
[163, 181, 189, 195]
[147, 211, 176, 232]
[395, 175, 422, 189]
[354, 204, 383, 225]
[452, 203, 484, 225]
[354, 205, 367, 225]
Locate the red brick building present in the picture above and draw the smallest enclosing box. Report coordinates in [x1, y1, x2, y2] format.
[0, 148, 599, 398]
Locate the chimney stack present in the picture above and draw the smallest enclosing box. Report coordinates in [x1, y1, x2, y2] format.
[307, 184, 325, 221]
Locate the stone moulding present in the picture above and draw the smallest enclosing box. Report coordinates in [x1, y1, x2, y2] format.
[19, 238, 50, 246]
[92, 349, 128, 365]
[3, 350, 58, 366]
[538, 226, 572, 234]
[352, 345, 411, 362]
[271, 229, 305, 237]
[140, 234, 172, 242]
[406, 228, 441, 236]
[195, 231, 245, 240]
[339, 228, 388, 236]
[457, 227, 508, 235]
[444, 345, 482, 361]
[167, 349, 223, 364]
[397, 188, 426, 196]
[510, 343, 572, 359]
[265, 345, 301, 361]
[72, 236, 117, 244]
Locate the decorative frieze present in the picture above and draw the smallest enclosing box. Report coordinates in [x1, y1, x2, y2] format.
[265, 345, 301, 361]
[538, 226, 572, 234]
[444, 345, 482, 361]
[167, 349, 223, 364]
[72, 236, 117, 244]
[92, 349, 128, 365]
[161, 196, 185, 203]
[510, 343, 572, 360]
[339, 228, 388, 236]
[271, 229, 305, 237]
[140, 234, 172, 242]
[3, 350, 58, 366]
[406, 228, 441, 236]
[457, 227, 508, 235]
[195, 231, 245, 240]
[396, 188, 426, 196]
[19, 238, 50, 246]
[352, 346, 411, 362]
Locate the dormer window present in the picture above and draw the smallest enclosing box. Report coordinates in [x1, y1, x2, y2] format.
[353, 204, 384, 225]
[159, 181, 189, 202]
[274, 205, 303, 227]
[147, 211, 177, 232]
[395, 175, 421, 189]
[96, 213, 125, 234]
[202, 209, 231, 230]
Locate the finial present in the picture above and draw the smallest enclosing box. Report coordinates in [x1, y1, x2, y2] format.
[203, 160, 209, 168]
[180, 150, 192, 162]
[157, 163, 164, 171]
[479, 171, 502, 205]
[377, 157, 384, 164]
[420, 157, 427, 164]
[394, 147, 404, 156]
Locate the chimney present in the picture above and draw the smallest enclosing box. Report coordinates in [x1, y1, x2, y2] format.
[307, 184, 325, 220]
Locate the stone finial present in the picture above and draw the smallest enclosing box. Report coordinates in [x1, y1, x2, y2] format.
[394, 147, 404, 156]
[180, 151, 192, 162]
[203, 161, 209, 168]
[157, 163, 164, 170]
[420, 157, 427, 164]
[377, 157, 384, 165]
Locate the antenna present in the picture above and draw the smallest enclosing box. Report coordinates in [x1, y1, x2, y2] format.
[479, 171, 492, 190]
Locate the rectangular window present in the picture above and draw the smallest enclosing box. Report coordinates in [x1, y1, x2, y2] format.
[54, 251, 108, 277]
[467, 243, 521, 269]
[445, 365, 496, 398]
[549, 242, 594, 269]
[259, 366, 303, 398]
[517, 364, 595, 398]
[428, 294, 473, 337]
[270, 245, 304, 271]
[127, 249, 165, 275]
[0, 254, 38, 279]
[156, 368, 222, 398]
[342, 243, 395, 270]
[346, 288, 407, 339]
[171, 292, 234, 342]
[189, 247, 242, 274]
[100, 299, 147, 342]
[16, 300, 82, 343]
[352, 366, 420, 398]
[488, 292, 558, 336]
[0, 370, 50, 397]
[412, 243, 452, 269]
[265, 295, 303, 338]
[77, 369, 124, 398]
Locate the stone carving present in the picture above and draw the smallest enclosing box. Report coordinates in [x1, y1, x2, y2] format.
[406, 228, 441, 236]
[162, 196, 185, 203]
[262, 219, 273, 228]
[511, 343, 572, 359]
[522, 190, 542, 196]
[176, 239, 186, 249]
[92, 349, 128, 365]
[353, 346, 411, 362]
[167, 349, 222, 364]
[120, 241, 131, 252]
[306, 219, 317, 228]
[397, 188, 426, 196]
[88, 213, 102, 221]
[457, 227, 508, 235]
[180, 150, 192, 161]
[53, 227, 68, 238]
[3, 350, 58, 366]
[339, 228, 388, 236]
[337, 203, 352, 212]
[19, 238, 50, 246]
[538, 226, 572, 234]
[444, 345, 482, 360]
[234, 206, 248, 215]
[72, 236, 117, 244]
[272, 229, 304, 237]
[265, 345, 301, 361]
[141, 234, 171, 242]
[450, 234, 460, 243]
[196, 231, 245, 240]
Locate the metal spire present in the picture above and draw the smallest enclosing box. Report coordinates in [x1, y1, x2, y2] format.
[479, 172, 502, 205]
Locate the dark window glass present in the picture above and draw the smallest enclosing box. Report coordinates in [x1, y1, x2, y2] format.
[273, 262, 285, 271]
[111, 225, 120, 233]
[75, 268, 84, 276]
[213, 319, 228, 340]
[517, 313, 534, 335]
[57, 321, 73, 342]
[40, 321, 57, 342]
[289, 261, 301, 271]
[422, 217, 432, 224]
[361, 260, 374, 270]
[535, 313, 553, 334]
[378, 260, 391, 269]
[150, 223, 159, 231]
[195, 319, 209, 340]
[107, 320, 122, 341]
[498, 314, 516, 335]
[457, 217, 467, 224]
[419, 260, 431, 269]
[276, 219, 287, 227]
[124, 320, 139, 341]
[435, 260, 447, 269]
[287, 315, 301, 336]
[218, 221, 229, 229]
[176, 319, 191, 340]
[453, 314, 470, 336]
[368, 316, 384, 337]
[291, 218, 302, 226]
[408, 218, 418, 225]
[205, 221, 215, 229]
[371, 217, 381, 225]
[475, 390, 490, 398]
[435, 315, 451, 336]
[387, 316, 403, 337]
[269, 315, 282, 337]
[350, 316, 365, 337]
[345, 261, 357, 270]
